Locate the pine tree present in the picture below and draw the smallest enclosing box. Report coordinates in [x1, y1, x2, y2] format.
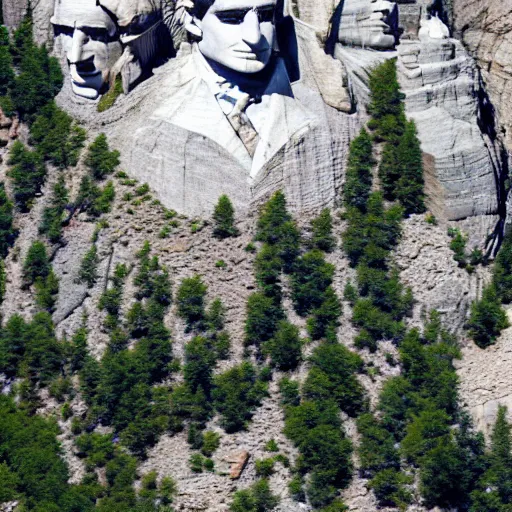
[378, 142, 400, 200]
[493, 228, 512, 303]
[467, 285, 509, 348]
[310, 208, 336, 252]
[264, 320, 302, 371]
[343, 128, 375, 211]
[0, 26, 14, 97]
[84, 134, 120, 180]
[213, 194, 238, 238]
[23, 240, 50, 286]
[367, 59, 406, 142]
[0, 182, 15, 257]
[396, 121, 425, 215]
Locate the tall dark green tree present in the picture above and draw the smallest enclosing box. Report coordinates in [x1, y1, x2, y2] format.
[0, 26, 14, 96]
[213, 194, 238, 238]
[494, 228, 512, 304]
[310, 208, 336, 252]
[396, 120, 425, 215]
[0, 182, 15, 257]
[84, 134, 120, 180]
[23, 240, 50, 286]
[342, 128, 375, 211]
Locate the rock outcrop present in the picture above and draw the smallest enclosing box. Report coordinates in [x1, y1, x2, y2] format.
[452, 0, 512, 159]
[397, 17, 505, 244]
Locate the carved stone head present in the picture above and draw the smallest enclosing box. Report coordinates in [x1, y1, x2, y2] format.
[188, 0, 278, 74]
[51, 0, 123, 99]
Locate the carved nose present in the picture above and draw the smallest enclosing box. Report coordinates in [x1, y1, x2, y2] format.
[69, 28, 87, 64]
[241, 10, 261, 46]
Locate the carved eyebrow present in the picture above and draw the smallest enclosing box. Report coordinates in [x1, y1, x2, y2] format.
[215, 5, 275, 24]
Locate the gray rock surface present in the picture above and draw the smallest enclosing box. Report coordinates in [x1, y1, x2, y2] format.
[397, 25, 503, 240]
[452, 0, 512, 159]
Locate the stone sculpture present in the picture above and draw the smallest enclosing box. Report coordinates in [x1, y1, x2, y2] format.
[99, 0, 356, 216]
[336, 0, 399, 50]
[51, 0, 122, 99]
[98, 0, 173, 93]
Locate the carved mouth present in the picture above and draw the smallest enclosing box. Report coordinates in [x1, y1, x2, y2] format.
[232, 48, 270, 60]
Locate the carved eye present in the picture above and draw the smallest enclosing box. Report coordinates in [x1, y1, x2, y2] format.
[256, 6, 275, 23]
[53, 24, 74, 37]
[80, 26, 116, 43]
[215, 9, 248, 25]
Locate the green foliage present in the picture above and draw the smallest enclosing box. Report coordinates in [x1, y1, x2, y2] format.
[494, 228, 512, 304]
[213, 362, 268, 433]
[278, 377, 300, 407]
[84, 134, 120, 180]
[255, 191, 300, 272]
[10, 39, 63, 121]
[78, 245, 98, 288]
[213, 194, 238, 238]
[201, 431, 221, 456]
[265, 439, 279, 452]
[0, 394, 96, 511]
[471, 406, 512, 510]
[369, 469, 412, 509]
[303, 342, 365, 417]
[40, 175, 68, 243]
[184, 336, 215, 394]
[75, 433, 115, 469]
[230, 479, 279, 512]
[263, 320, 302, 371]
[23, 240, 50, 286]
[245, 292, 283, 348]
[342, 128, 375, 211]
[449, 228, 468, 267]
[291, 250, 334, 316]
[177, 275, 207, 331]
[310, 208, 335, 252]
[307, 286, 342, 341]
[30, 102, 86, 168]
[367, 59, 406, 142]
[34, 268, 59, 312]
[395, 120, 425, 215]
[8, 141, 46, 211]
[255, 458, 275, 477]
[0, 312, 62, 385]
[0, 181, 15, 257]
[97, 75, 123, 112]
[0, 27, 14, 96]
[467, 285, 509, 348]
[206, 297, 225, 331]
[254, 243, 283, 303]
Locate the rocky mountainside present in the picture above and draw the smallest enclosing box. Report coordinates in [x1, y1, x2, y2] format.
[0, 1, 512, 512]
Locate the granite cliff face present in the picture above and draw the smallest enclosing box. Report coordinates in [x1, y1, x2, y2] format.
[452, 0, 512, 159]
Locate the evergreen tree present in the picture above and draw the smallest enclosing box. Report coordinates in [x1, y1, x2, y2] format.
[176, 275, 208, 330]
[7, 141, 46, 211]
[245, 292, 283, 348]
[78, 245, 99, 288]
[342, 128, 375, 211]
[494, 228, 512, 303]
[378, 141, 400, 200]
[367, 59, 406, 142]
[213, 194, 238, 238]
[184, 336, 215, 394]
[396, 120, 425, 215]
[467, 285, 509, 348]
[23, 240, 50, 286]
[0, 182, 15, 257]
[84, 134, 120, 180]
[310, 208, 336, 252]
[264, 320, 302, 371]
[0, 26, 14, 96]
[40, 175, 68, 243]
[254, 243, 283, 303]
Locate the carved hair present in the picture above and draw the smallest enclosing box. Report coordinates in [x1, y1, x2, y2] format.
[191, 0, 215, 19]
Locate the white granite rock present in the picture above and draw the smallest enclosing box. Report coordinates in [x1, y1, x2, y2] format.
[397, 28, 503, 231]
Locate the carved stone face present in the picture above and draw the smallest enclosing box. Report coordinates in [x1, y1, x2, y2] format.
[197, 0, 277, 74]
[51, 0, 122, 99]
[338, 0, 398, 50]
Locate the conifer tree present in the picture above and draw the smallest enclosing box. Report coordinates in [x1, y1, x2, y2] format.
[84, 133, 120, 180]
[467, 285, 509, 348]
[213, 194, 238, 238]
[493, 228, 512, 303]
[7, 141, 46, 211]
[310, 208, 336, 252]
[0, 182, 15, 257]
[264, 320, 302, 371]
[177, 275, 208, 330]
[0, 26, 14, 96]
[396, 121, 425, 215]
[23, 240, 50, 286]
[343, 128, 375, 211]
